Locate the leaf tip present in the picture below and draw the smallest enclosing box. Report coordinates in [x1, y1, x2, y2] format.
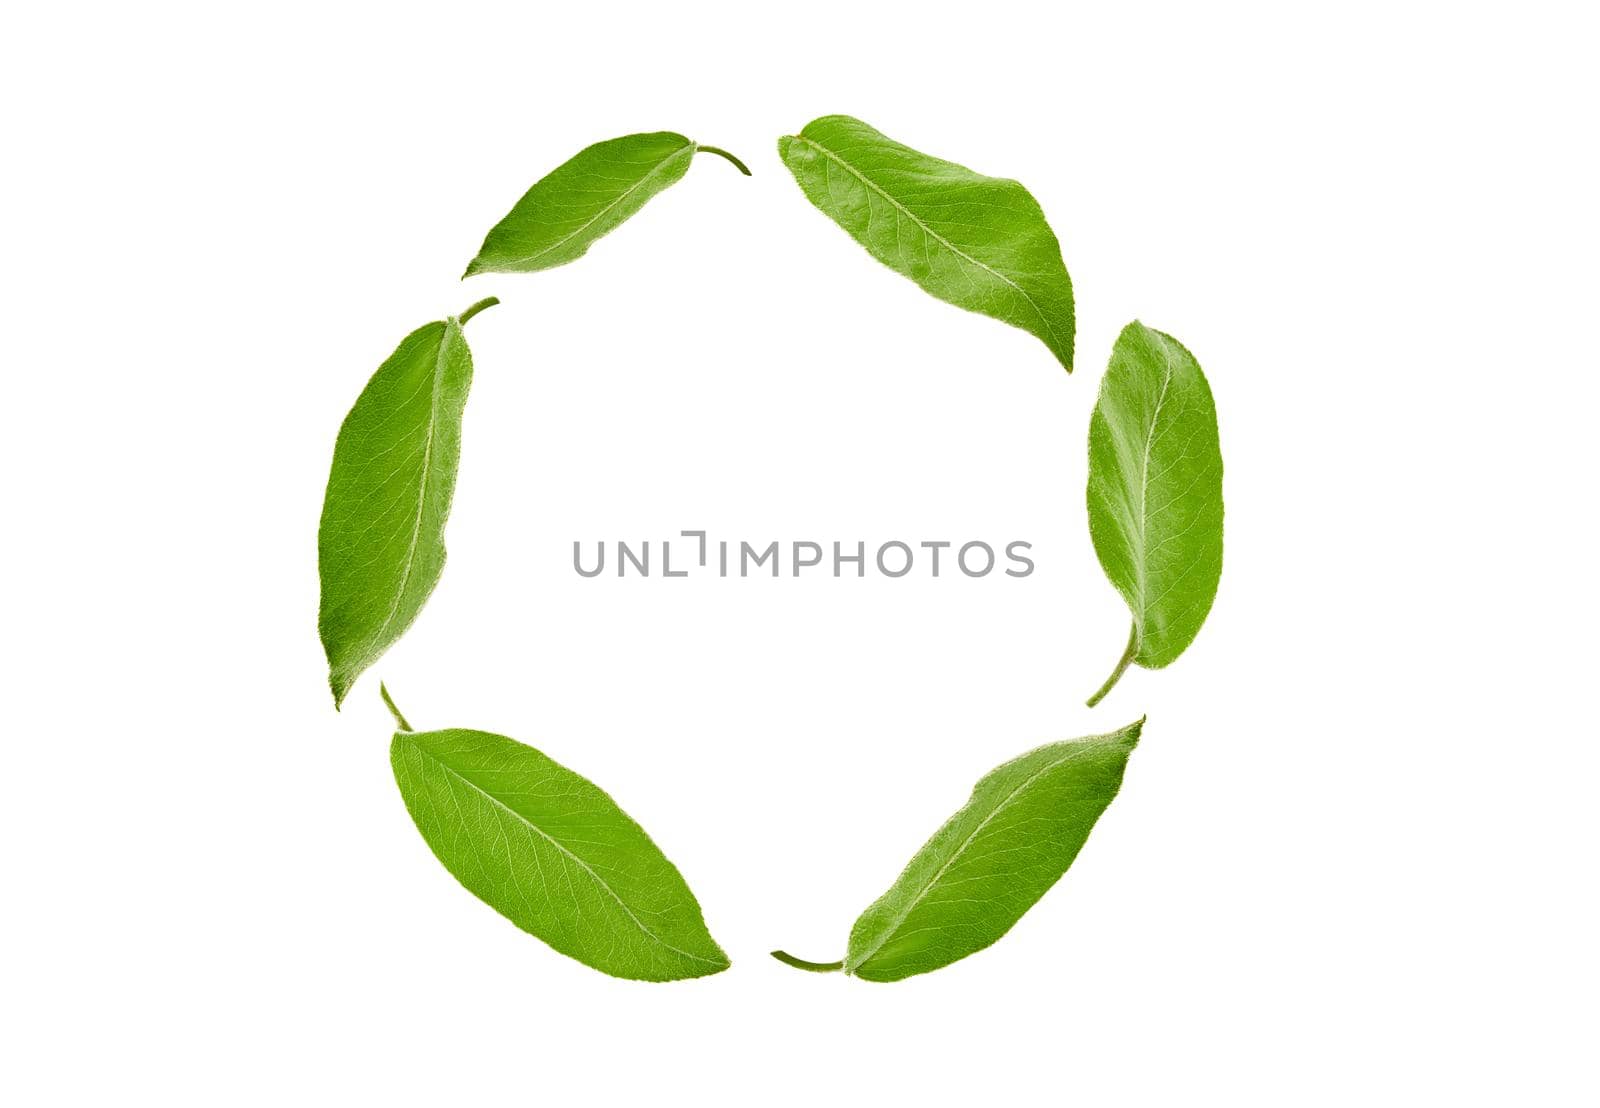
[1053, 335, 1075, 373]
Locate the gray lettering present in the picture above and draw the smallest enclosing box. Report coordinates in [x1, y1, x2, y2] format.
[793, 541, 823, 576]
[958, 540, 995, 577]
[1005, 540, 1035, 577]
[681, 530, 707, 566]
[573, 541, 605, 578]
[920, 540, 950, 576]
[742, 540, 778, 577]
[835, 541, 865, 577]
[877, 540, 913, 578]
[663, 541, 687, 577]
[618, 540, 649, 577]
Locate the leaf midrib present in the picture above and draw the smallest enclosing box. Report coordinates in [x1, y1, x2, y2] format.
[490, 139, 693, 270]
[418, 743, 723, 968]
[368, 324, 452, 657]
[1131, 332, 1177, 650]
[849, 739, 1104, 973]
[789, 133, 1062, 349]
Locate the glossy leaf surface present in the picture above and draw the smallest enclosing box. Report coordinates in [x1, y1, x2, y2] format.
[464, 131, 745, 277]
[1086, 322, 1224, 705]
[391, 726, 730, 982]
[317, 300, 494, 707]
[778, 114, 1075, 370]
[841, 720, 1141, 981]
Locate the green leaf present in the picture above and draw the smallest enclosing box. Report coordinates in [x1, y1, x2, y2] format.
[773, 720, 1141, 982]
[463, 131, 750, 278]
[390, 722, 730, 982]
[316, 297, 497, 707]
[1085, 322, 1224, 706]
[777, 114, 1075, 370]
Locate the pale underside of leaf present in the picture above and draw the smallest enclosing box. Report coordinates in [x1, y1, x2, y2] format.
[845, 720, 1141, 981]
[1087, 323, 1223, 672]
[423, 757, 720, 968]
[779, 116, 1074, 369]
[392, 729, 728, 981]
[318, 319, 469, 706]
[786, 135, 1057, 341]
[464, 133, 696, 276]
[373, 327, 452, 652]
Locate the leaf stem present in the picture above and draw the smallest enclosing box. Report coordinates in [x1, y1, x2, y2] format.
[695, 144, 752, 176]
[1086, 626, 1139, 708]
[456, 296, 500, 327]
[380, 683, 414, 732]
[769, 950, 843, 973]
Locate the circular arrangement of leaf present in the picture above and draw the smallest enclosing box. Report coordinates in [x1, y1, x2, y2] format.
[317, 117, 1223, 983]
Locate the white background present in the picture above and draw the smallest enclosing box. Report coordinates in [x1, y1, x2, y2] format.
[3, 2, 1596, 1103]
